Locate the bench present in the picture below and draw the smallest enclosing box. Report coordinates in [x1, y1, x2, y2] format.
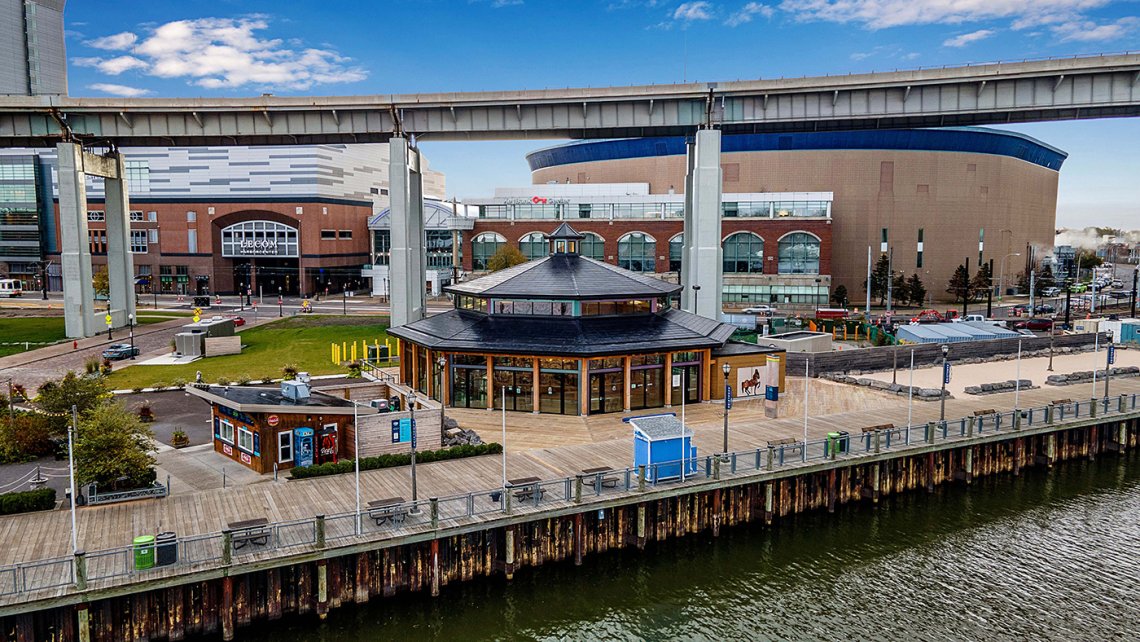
[862, 423, 894, 433]
[767, 437, 803, 454]
[228, 518, 270, 549]
[973, 409, 998, 417]
[507, 477, 545, 503]
[1052, 398, 1073, 406]
[367, 497, 409, 526]
[579, 466, 619, 489]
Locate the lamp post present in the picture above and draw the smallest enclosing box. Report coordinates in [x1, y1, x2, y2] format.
[939, 344, 950, 421]
[1048, 317, 1056, 372]
[128, 314, 135, 359]
[352, 400, 362, 534]
[406, 392, 420, 514]
[1104, 329, 1115, 399]
[437, 355, 447, 432]
[691, 284, 701, 316]
[721, 362, 730, 454]
[278, 287, 283, 317]
[997, 252, 1021, 303]
[68, 404, 78, 554]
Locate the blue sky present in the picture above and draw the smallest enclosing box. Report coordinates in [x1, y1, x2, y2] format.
[63, 0, 1140, 228]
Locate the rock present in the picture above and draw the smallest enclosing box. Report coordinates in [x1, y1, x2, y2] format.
[964, 386, 982, 395]
[856, 378, 875, 386]
[919, 388, 942, 398]
[980, 383, 993, 392]
[870, 380, 893, 391]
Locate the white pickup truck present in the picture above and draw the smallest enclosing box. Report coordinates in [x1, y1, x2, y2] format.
[953, 314, 1007, 328]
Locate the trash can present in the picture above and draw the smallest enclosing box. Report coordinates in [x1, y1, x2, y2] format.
[836, 430, 850, 454]
[155, 532, 177, 567]
[133, 535, 156, 570]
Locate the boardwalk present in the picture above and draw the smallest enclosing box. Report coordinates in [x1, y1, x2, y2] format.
[2, 367, 1136, 574]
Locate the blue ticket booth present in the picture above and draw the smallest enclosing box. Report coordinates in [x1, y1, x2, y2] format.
[629, 414, 697, 482]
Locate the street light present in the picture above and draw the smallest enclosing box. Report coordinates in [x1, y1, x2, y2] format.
[278, 287, 283, 317]
[128, 314, 135, 359]
[406, 392, 420, 514]
[1104, 329, 1115, 399]
[721, 362, 730, 454]
[939, 344, 950, 421]
[437, 355, 448, 430]
[997, 252, 1021, 302]
[691, 284, 701, 315]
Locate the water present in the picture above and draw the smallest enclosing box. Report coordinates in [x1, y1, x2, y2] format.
[245, 454, 1140, 642]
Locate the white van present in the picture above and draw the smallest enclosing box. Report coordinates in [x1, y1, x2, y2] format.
[0, 279, 23, 298]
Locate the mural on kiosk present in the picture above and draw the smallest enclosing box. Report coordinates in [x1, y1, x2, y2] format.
[735, 355, 781, 398]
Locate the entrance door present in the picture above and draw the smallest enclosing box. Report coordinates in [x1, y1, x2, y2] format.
[670, 365, 699, 405]
[589, 371, 625, 414]
[493, 370, 533, 412]
[539, 372, 580, 415]
[452, 368, 487, 409]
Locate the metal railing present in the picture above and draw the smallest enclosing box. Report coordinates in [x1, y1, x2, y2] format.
[0, 393, 1137, 601]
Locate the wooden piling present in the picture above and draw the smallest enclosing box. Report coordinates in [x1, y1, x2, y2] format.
[636, 504, 647, 549]
[504, 527, 516, 580]
[764, 482, 774, 524]
[430, 540, 440, 597]
[221, 576, 234, 642]
[712, 489, 722, 536]
[316, 561, 328, 619]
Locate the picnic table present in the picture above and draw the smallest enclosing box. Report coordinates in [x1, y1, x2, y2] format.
[507, 477, 545, 502]
[367, 497, 409, 526]
[579, 466, 619, 489]
[228, 518, 270, 549]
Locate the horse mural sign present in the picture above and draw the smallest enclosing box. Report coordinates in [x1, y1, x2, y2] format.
[735, 355, 780, 398]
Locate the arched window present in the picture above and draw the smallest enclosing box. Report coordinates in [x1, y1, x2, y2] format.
[618, 232, 656, 272]
[519, 232, 547, 260]
[777, 232, 820, 274]
[722, 232, 764, 274]
[669, 234, 683, 272]
[580, 232, 605, 260]
[472, 232, 505, 270]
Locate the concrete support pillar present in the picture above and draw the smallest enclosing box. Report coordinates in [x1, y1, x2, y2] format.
[103, 150, 137, 328]
[680, 129, 723, 320]
[56, 142, 96, 338]
[764, 482, 774, 524]
[1119, 422, 1128, 454]
[388, 136, 426, 328]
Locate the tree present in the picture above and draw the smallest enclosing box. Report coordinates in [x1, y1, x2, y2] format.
[92, 266, 109, 298]
[75, 401, 155, 489]
[891, 272, 909, 306]
[486, 244, 528, 272]
[35, 372, 109, 435]
[907, 273, 927, 307]
[831, 285, 849, 307]
[1074, 250, 1103, 274]
[863, 254, 890, 305]
[971, 263, 992, 301]
[946, 264, 973, 305]
[1037, 264, 1057, 291]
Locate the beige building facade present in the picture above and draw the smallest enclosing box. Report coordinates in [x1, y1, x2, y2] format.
[527, 128, 1064, 304]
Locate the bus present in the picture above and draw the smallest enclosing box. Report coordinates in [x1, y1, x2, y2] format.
[0, 279, 23, 298]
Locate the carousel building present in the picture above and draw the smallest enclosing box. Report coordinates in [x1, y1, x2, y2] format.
[389, 223, 785, 416]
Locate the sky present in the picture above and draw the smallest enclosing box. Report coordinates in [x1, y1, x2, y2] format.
[62, 0, 1140, 229]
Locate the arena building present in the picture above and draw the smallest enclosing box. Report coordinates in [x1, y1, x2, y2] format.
[523, 128, 1066, 304]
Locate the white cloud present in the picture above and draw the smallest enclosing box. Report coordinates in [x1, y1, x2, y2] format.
[86, 32, 138, 50]
[1052, 16, 1138, 41]
[777, 0, 1112, 30]
[491, 0, 523, 6]
[725, 2, 774, 26]
[674, 1, 714, 21]
[942, 28, 996, 47]
[88, 83, 152, 97]
[77, 17, 368, 91]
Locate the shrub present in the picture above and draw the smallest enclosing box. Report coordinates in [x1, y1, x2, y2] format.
[282, 363, 298, 379]
[289, 443, 503, 480]
[0, 414, 55, 463]
[0, 488, 56, 516]
[170, 378, 187, 390]
[84, 356, 101, 375]
[261, 376, 274, 384]
[216, 376, 231, 386]
[170, 429, 190, 448]
[10, 384, 26, 402]
[137, 404, 155, 422]
[131, 386, 144, 394]
[151, 382, 167, 392]
[235, 373, 252, 386]
[346, 360, 362, 378]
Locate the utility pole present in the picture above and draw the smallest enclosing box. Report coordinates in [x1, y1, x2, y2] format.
[986, 258, 994, 318]
[865, 246, 872, 321]
[1131, 267, 1137, 319]
[963, 256, 970, 319]
[886, 246, 894, 314]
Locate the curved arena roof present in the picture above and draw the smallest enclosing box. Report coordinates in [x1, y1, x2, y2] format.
[526, 127, 1068, 173]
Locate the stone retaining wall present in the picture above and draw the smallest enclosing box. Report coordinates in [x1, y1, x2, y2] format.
[964, 380, 1035, 395]
[1045, 366, 1140, 386]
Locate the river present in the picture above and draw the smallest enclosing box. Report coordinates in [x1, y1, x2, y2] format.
[243, 453, 1140, 641]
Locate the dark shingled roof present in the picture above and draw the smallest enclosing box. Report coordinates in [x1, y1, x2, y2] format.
[447, 254, 680, 300]
[389, 308, 736, 357]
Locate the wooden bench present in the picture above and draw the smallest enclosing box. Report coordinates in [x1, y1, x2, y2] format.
[507, 477, 545, 503]
[862, 423, 894, 433]
[579, 466, 619, 489]
[1052, 398, 1073, 406]
[228, 518, 270, 549]
[367, 497, 409, 526]
[767, 437, 803, 454]
[973, 409, 998, 417]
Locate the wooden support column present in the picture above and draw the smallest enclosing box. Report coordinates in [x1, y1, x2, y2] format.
[926, 452, 935, 493]
[871, 462, 881, 503]
[317, 560, 329, 619]
[430, 539, 441, 597]
[486, 355, 494, 412]
[964, 448, 974, 484]
[623, 356, 632, 412]
[1089, 425, 1098, 461]
[579, 359, 589, 416]
[354, 552, 370, 604]
[504, 526, 516, 580]
[1120, 422, 1129, 454]
[267, 567, 283, 619]
[827, 469, 837, 513]
[1013, 438, 1022, 476]
[712, 489, 722, 536]
[12, 615, 33, 642]
[424, 349, 433, 399]
[532, 358, 540, 413]
[664, 352, 673, 406]
[1047, 434, 1056, 468]
[76, 604, 91, 642]
[764, 482, 774, 524]
[574, 512, 584, 566]
[221, 576, 235, 642]
[636, 504, 647, 549]
[701, 350, 712, 401]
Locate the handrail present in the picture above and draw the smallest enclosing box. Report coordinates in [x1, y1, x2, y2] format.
[0, 392, 1136, 602]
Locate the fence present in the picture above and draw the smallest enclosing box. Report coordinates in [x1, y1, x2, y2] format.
[1, 393, 1137, 601]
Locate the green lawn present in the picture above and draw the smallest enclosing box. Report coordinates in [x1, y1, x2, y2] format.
[105, 315, 392, 389]
[0, 317, 67, 357]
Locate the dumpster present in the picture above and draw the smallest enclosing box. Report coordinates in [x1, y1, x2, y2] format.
[133, 535, 155, 570]
[155, 532, 177, 566]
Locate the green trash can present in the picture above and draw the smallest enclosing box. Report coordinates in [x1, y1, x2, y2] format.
[133, 535, 156, 570]
[826, 432, 841, 457]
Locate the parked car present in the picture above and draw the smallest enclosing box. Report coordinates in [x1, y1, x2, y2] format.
[910, 309, 944, 324]
[228, 315, 246, 327]
[1112, 279, 1124, 289]
[742, 305, 776, 314]
[1033, 304, 1055, 314]
[1041, 286, 1060, 297]
[1013, 318, 1054, 331]
[102, 343, 140, 360]
[1070, 283, 1088, 293]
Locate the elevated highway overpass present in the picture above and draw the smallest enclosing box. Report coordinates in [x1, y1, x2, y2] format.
[1, 53, 1139, 147]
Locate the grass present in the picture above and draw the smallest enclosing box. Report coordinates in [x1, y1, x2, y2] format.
[0, 312, 193, 357]
[104, 314, 391, 390]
